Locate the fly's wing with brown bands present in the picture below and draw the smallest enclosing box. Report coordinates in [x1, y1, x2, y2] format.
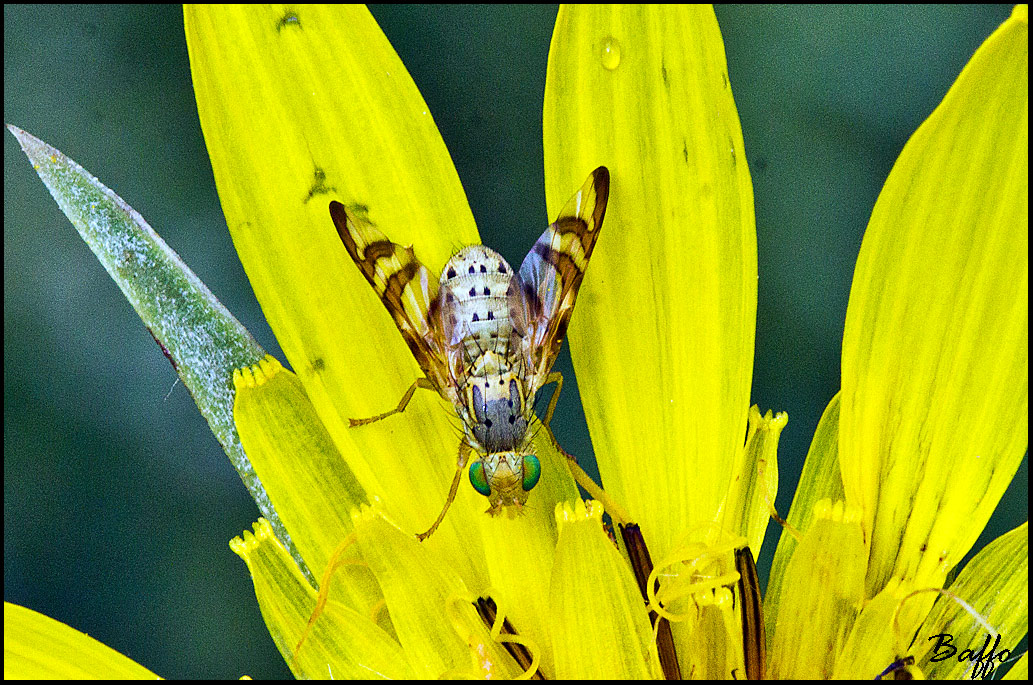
[509, 167, 610, 387]
[330, 201, 454, 401]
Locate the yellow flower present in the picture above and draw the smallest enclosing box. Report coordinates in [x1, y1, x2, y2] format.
[195, 5, 1028, 678]
[5, 5, 1025, 680]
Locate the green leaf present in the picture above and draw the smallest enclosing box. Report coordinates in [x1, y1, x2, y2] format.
[6, 124, 304, 573]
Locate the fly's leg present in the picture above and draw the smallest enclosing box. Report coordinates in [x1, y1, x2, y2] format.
[349, 377, 435, 427]
[560, 445, 632, 526]
[416, 441, 471, 541]
[535, 378, 633, 526]
[541, 371, 564, 428]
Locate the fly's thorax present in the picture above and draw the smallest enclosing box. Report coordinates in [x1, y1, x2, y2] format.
[458, 365, 532, 453]
[440, 246, 518, 356]
[468, 450, 541, 512]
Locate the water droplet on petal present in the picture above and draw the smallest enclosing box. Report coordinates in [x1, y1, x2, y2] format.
[599, 36, 621, 71]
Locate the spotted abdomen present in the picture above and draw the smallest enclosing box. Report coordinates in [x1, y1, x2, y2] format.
[439, 246, 517, 357]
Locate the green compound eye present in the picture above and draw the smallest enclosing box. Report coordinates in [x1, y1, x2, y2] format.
[468, 461, 491, 497]
[522, 455, 541, 492]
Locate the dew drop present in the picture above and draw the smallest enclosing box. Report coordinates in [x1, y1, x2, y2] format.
[599, 36, 621, 71]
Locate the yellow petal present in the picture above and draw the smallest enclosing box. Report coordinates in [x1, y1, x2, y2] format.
[543, 5, 757, 560]
[4, 602, 160, 679]
[832, 582, 908, 678]
[232, 356, 367, 580]
[840, 7, 1027, 594]
[549, 500, 662, 678]
[230, 518, 413, 679]
[767, 500, 867, 679]
[721, 406, 787, 555]
[765, 393, 847, 643]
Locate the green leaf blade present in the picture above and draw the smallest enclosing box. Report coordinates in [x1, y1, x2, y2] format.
[7, 124, 305, 573]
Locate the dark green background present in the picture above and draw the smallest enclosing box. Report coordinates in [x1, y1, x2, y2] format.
[4, 5, 1025, 679]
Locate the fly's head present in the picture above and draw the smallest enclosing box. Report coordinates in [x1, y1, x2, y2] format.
[459, 371, 540, 511]
[468, 450, 541, 513]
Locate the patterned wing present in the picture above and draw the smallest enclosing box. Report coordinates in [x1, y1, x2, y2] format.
[330, 201, 453, 400]
[509, 166, 610, 387]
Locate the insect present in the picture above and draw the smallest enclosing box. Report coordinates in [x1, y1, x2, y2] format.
[331, 167, 609, 539]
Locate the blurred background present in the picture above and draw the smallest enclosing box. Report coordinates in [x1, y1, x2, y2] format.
[4, 5, 1025, 679]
